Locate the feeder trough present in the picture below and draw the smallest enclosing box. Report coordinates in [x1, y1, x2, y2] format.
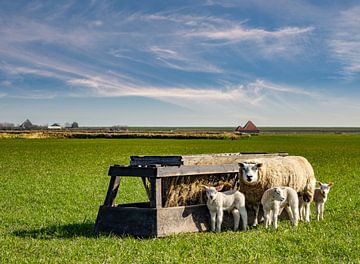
[94, 152, 288, 237]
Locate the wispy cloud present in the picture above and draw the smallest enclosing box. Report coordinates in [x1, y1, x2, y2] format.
[328, 5, 360, 79]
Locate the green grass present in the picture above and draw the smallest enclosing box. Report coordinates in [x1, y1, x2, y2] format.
[0, 135, 359, 263]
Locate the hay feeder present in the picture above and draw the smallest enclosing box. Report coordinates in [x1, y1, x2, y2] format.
[94, 152, 287, 237]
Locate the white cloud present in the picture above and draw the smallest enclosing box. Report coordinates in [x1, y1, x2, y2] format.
[188, 26, 314, 41]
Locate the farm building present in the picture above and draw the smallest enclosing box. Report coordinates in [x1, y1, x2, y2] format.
[48, 123, 62, 129]
[235, 120, 260, 133]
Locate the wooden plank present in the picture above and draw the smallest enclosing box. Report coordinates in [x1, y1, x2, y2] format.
[130, 152, 288, 166]
[108, 165, 157, 177]
[107, 164, 242, 178]
[103, 176, 121, 207]
[156, 164, 241, 177]
[131, 156, 182, 166]
[94, 205, 157, 237]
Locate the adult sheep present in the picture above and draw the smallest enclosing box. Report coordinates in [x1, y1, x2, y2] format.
[238, 156, 316, 226]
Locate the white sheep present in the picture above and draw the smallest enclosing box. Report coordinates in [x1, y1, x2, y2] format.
[204, 185, 248, 232]
[313, 181, 334, 221]
[261, 186, 299, 229]
[239, 156, 316, 226]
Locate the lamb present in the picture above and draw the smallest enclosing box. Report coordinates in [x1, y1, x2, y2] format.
[238, 156, 316, 226]
[203, 185, 248, 232]
[313, 182, 334, 221]
[261, 186, 299, 229]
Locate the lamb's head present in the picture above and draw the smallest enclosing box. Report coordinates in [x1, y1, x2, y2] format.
[272, 187, 286, 202]
[239, 162, 263, 185]
[203, 185, 224, 202]
[319, 182, 333, 198]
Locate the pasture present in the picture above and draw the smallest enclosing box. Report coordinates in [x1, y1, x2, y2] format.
[0, 135, 359, 263]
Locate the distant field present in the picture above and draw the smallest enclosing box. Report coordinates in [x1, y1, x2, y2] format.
[1, 127, 360, 140]
[0, 135, 359, 263]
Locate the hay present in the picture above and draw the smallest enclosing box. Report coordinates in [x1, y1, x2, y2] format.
[163, 173, 238, 207]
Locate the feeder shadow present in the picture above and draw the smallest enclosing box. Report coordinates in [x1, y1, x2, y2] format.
[12, 222, 97, 239]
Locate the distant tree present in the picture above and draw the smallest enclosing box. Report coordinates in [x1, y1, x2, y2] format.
[71, 122, 79, 129]
[0, 122, 15, 130]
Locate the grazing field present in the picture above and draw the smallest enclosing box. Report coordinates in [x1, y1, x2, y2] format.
[0, 135, 359, 263]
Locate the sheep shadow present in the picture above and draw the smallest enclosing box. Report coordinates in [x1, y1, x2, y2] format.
[12, 222, 97, 240]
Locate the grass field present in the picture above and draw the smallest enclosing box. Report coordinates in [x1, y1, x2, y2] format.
[1, 135, 359, 263]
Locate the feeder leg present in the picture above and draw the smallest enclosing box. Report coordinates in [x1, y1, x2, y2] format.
[103, 176, 121, 207]
[150, 178, 162, 208]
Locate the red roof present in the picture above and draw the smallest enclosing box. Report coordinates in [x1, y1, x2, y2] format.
[235, 120, 259, 132]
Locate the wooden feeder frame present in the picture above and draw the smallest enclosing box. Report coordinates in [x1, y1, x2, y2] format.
[94, 153, 287, 237]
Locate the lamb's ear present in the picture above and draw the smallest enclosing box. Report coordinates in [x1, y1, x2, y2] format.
[216, 185, 224, 192]
[328, 182, 334, 187]
[256, 163, 263, 168]
[239, 163, 245, 168]
[201, 185, 209, 190]
[317, 181, 323, 186]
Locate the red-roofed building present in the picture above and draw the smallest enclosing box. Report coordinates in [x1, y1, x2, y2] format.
[235, 120, 260, 133]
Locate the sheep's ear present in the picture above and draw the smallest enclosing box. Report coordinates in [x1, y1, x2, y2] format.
[239, 163, 245, 168]
[318, 181, 323, 186]
[216, 185, 224, 192]
[328, 182, 334, 187]
[256, 163, 263, 168]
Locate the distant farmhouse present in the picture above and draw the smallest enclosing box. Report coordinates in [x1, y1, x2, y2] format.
[235, 120, 260, 133]
[48, 123, 62, 130]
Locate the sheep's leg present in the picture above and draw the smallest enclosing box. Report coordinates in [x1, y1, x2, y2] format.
[253, 205, 259, 227]
[216, 209, 223, 232]
[273, 207, 279, 229]
[239, 207, 248, 231]
[209, 210, 216, 231]
[232, 209, 240, 231]
[304, 202, 311, 222]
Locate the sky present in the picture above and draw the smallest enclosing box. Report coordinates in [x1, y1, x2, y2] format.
[0, 0, 360, 127]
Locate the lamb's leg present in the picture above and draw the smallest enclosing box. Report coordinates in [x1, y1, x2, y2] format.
[320, 203, 325, 221]
[315, 203, 320, 221]
[216, 209, 223, 232]
[239, 207, 248, 231]
[273, 206, 279, 229]
[209, 210, 216, 231]
[232, 209, 240, 231]
[264, 209, 270, 229]
[285, 206, 294, 222]
[291, 205, 299, 227]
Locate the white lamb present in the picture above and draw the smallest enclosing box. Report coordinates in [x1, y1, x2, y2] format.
[204, 185, 248, 232]
[314, 182, 334, 221]
[261, 186, 299, 229]
[239, 156, 316, 226]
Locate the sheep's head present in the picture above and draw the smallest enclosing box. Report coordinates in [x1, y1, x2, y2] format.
[239, 162, 263, 185]
[319, 182, 333, 197]
[272, 188, 286, 202]
[203, 185, 223, 202]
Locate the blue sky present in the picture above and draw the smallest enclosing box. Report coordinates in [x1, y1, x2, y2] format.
[0, 0, 360, 126]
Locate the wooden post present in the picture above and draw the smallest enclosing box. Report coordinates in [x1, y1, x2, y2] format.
[103, 176, 121, 207]
[150, 178, 162, 208]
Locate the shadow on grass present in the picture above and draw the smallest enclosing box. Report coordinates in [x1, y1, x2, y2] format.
[12, 222, 98, 239]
